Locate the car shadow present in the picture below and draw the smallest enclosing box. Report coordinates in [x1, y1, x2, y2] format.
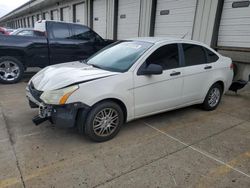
[22, 71, 38, 83]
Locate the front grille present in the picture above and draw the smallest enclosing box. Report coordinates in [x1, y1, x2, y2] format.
[29, 82, 43, 102]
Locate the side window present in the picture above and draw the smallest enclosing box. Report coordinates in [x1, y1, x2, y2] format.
[52, 23, 70, 39]
[34, 31, 45, 37]
[17, 30, 33, 36]
[182, 44, 206, 66]
[70, 25, 99, 42]
[204, 48, 219, 63]
[146, 44, 179, 70]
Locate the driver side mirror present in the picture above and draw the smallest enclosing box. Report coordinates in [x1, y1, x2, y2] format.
[138, 64, 163, 75]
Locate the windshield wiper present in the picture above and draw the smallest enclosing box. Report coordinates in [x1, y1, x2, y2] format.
[91, 64, 103, 69]
[81, 59, 89, 64]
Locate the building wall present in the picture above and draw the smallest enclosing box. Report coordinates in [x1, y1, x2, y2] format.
[0, 0, 219, 46]
[0, 0, 249, 80]
[192, 0, 219, 46]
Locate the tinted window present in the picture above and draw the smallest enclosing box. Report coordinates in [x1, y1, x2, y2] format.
[182, 44, 206, 66]
[34, 31, 45, 37]
[70, 25, 100, 42]
[204, 48, 219, 63]
[17, 30, 34, 36]
[146, 44, 179, 70]
[52, 23, 70, 39]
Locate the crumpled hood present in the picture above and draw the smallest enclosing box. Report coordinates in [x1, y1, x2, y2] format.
[31, 61, 119, 91]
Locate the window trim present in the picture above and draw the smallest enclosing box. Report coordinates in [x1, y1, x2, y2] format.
[203, 47, 219, 63]
[50, 22, 71, 39]
[137, 43, 182, 75]
[180, 43, 208, 67]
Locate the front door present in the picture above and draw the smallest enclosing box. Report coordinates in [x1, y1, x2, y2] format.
[133, 43, 184, 117]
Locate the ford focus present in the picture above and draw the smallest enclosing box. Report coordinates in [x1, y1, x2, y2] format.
[26, 38, 234, 142]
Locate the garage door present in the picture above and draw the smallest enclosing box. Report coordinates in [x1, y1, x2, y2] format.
[74, 2, 85, 24]
[26, 17, 30, 27]
[93, 0, 107, 38]
[117, 0, 141, 39]
[218, 0, 250, 48]
[61, 7, 70, 22]
[154, 0, 197, 39]
[43, 12, 50, 20]
[51, 10, 59, 20]
[37, 14, 42, 21]
[32, 16, 36, 27]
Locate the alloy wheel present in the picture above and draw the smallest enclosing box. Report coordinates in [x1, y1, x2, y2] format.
[93, 108, 119, 137]
[208, 87, 221, 107]
[0, 61, 20, 81]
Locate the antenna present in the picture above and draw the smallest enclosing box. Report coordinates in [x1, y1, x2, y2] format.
[181, 32, 189, 39]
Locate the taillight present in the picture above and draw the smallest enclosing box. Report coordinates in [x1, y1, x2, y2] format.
[230, 63, 234, 70]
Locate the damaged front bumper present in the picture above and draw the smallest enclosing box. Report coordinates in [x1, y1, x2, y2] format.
[33, 102, 90, 127]
[26, 85, 90, 128]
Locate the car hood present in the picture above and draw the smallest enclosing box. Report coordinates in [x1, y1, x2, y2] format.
[31, 61, 119, 91]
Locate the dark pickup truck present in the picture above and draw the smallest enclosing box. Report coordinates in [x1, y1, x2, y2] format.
[0, 20, 114, 84]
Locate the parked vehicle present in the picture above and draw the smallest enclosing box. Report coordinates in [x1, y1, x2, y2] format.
[5, 28, 15, 34]
[0, 27, 10, 35]
[10, 28, 44, 37]
[26, 37, 234, 142]
[0, 20, 114, 84]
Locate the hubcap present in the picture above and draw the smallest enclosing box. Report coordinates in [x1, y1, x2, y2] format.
[93, 108, 119, 137]
[0, 61, 20, 81]
[208, 88, 220, 107]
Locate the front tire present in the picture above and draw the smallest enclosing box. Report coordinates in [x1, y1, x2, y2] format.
[202, 83, 223, 111]
[0, 56, 24, 84]
[84, 101, 124, 142]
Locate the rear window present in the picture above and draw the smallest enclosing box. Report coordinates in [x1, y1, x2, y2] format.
[70, 25, 100, 42]
[182, 44, 206, 66]
[204, 48, 219, 63]
[51, 22, 70, 39]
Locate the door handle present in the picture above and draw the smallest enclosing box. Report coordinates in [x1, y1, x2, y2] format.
[170, 71, 181, 76]
[204, 65, 212, 70]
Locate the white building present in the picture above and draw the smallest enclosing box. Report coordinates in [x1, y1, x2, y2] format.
[0, 0, 249, 81]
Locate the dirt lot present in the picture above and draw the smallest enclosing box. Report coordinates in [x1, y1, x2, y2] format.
[0, 75, 250, 188]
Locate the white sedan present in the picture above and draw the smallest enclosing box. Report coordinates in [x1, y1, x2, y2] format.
[26, 37, 234, 142]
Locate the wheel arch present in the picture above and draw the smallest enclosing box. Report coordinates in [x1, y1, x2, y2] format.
[0, 51, 26, 68]
[91, 98, 128, 123]
[202, 80, 225, 103]
[213, 80, 225, 93]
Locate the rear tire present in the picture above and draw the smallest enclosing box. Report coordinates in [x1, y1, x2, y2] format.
[202, 83, 223, 111]
[84, 101, 124, 142]
[0, 56, 24, 84]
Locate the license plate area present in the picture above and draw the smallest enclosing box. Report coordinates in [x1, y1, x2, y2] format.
[39, 104, 52, 118]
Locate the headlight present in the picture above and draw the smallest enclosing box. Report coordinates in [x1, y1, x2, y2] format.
[40, 85, 79, 105]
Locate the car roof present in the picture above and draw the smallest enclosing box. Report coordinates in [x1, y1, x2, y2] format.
[37, 20, 86, 27]
[129, 37, 207, 46]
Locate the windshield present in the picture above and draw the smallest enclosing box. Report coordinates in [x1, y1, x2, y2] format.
[87, 41, 153, 72]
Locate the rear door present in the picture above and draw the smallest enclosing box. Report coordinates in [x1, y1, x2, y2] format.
[181, 43, 216, 103]
[48, 22, 78, 64]
[68, 24, 103, 61]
